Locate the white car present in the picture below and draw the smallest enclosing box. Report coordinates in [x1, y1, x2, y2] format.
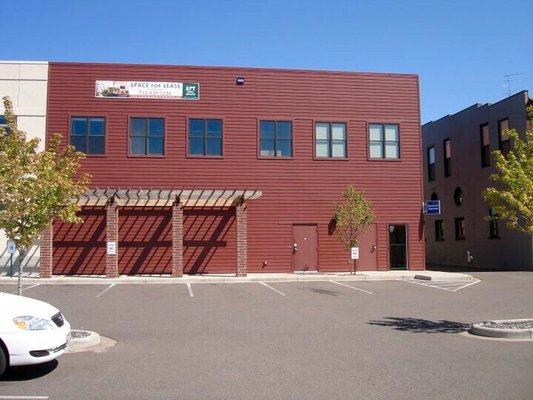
[0, 292, 71, 375]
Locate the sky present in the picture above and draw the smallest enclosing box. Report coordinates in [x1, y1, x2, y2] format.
[1, 0, 532, 123]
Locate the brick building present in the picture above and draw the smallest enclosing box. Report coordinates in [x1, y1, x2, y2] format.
[38, 62, 425, 277]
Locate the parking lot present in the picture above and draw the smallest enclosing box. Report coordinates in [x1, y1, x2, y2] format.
[1, 271, 532, 400]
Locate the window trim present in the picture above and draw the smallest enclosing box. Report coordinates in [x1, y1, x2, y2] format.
[186, 116, 225, 159]
[256, 117, 295, 160]
[127, 115, 166, 158]
[480, 123, 490, 168]
[68, 114, 108, 157]
[367, 122, 402, 161]
[427, 146, 436, 181]
[312, 120, 349, 160]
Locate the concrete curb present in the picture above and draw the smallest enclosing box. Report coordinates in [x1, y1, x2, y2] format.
[0, 271, 475, 284]
[469, 319, 533, 340]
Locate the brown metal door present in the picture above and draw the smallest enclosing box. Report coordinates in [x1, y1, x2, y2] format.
[292, 224, 318, 271]
[357, 224, 378, 270]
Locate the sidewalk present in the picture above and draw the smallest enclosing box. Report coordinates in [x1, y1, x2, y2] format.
[0, 270, 475, 284]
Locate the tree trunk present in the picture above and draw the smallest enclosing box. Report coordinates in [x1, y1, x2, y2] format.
[17, 247, 26, 296]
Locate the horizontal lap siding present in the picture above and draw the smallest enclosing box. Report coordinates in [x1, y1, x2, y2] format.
[53, 209, 106, 275]
[47, 63, 424, 273]
[184, 208, 236, 274]
[118, 208, 172, 275]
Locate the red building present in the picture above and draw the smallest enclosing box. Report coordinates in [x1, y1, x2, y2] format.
[40, 62, 425, 277]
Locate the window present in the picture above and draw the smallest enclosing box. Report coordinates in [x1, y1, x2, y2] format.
[430, 192, 439, 201]
[0, 115, 8, 134]
[498, 118, 510, 156]
[454, 217, 465, 240]
[315, 122, 347, 158]
[443, 138, 451, 177]
[435, 219, 444, 241]
[427, 146, 435, 181]
[130, 117, 164, 156]
[188, 119, 222, 156]
[480, 123, 490, 167]
[259, 120, 292, 157]
[489, 208, 500, 239]
[453, 187, 463, 207]
[369, 124, 400, 159]
[70, 117, 105, 155]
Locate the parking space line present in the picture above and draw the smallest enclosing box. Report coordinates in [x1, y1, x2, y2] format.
[19, 283, 41, 293]
[0, 396, 49, 399]
[329, 280, 373, 294]
[399, 279, 456, 292]
[259, 281, 286, 296]
[96, 283, 116, 298]
[187, 282, 194, 297]
[451, 280, 481, 292]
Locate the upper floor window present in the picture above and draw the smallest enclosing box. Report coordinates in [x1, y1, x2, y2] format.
[480, 123, 490, 167]
[488, 208, 500, 239]
[259, 120, 292, 157]
[443, 138, 451, 177]
[427, 146, 435, 181]
[188, 119, 222, 156]
[315, 122, 347, 158]
[498, 118, 510, 156]
[130, 117, 164, 156]
[71, 117, 105, 155]
[369, 124, 399, 159]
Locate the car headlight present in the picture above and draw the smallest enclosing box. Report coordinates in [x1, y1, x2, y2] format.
[13, 315, 54, 330]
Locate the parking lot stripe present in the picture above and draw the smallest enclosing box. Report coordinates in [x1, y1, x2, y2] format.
[451, 280, 481, 292]
[96, 283, 116, 298]
[0, 396, 49, 399]
[20, 283, 41, 292]
[400, 279, 455, 292]
[187, 282, 194, 297]
[259, 281, 286, 296]
[329, 280, 373, 294]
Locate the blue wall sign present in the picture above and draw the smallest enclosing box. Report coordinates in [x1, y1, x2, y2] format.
[425, 200, 441, 215]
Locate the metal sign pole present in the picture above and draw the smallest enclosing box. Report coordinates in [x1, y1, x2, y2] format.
[9, 254, 13, 277]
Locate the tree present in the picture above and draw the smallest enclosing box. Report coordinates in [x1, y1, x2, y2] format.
[483, 106, 533, 234]
[334, 186, 375, 274]
[0, 97, 90, 294]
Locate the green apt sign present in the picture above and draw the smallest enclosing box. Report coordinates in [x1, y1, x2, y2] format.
[182, 83, 200, 100]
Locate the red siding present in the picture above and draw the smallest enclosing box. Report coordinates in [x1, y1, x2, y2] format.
[53, 209, 106, 275]
[46, 62, 424, 273]
[118, 208, 172, 275]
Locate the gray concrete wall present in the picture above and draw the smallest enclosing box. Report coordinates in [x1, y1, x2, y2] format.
[422, 91, 532, 269]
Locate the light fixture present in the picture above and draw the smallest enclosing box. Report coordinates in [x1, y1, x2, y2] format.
[236, 77, 245, 85]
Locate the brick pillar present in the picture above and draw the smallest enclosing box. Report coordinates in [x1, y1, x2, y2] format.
[39, 225, 53, 278]
[106, 202, 119, 278]
[236, 202, 248, 277]
[171, 203, 184, 277]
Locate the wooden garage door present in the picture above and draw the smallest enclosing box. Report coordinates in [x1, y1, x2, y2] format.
[184, 208, 236, 274]
[53, 209, 106, 275]
[118, 208, 172, 275]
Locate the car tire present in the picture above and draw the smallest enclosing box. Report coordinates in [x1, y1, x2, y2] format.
[0, 345, 7, 376]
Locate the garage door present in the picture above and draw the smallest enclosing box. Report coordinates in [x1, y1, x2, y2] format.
[184, 208, 236, 274]
[118, 208, 172, 275]
[53, 208, 106, 275]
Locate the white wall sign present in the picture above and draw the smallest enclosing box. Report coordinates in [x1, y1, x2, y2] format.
[107, 241, 117, 255]
[351, 247, 359, 260]
[7, 240, 16, 255]
[95, 80, 199, 100]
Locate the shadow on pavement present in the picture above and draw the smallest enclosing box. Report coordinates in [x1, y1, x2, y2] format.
[368, 317, 469, 333]
[428, 265, 532, 273]
[1, 359, 58, 381]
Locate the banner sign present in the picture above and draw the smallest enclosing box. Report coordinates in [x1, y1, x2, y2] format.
[425, 200, 441, 215]
[95, 81, 200, 100]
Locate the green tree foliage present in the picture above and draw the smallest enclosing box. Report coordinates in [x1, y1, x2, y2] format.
[334, 186, 375, 273]
[483, 106, 533, 234]
[0, 97, 90, 294]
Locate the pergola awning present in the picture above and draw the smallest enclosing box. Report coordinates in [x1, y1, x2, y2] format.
[77, 189, 262, 207]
